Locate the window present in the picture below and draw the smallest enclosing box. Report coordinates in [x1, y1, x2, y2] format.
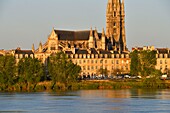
[83, 60, 86, 63]
[116, 60, 119, 64]
[91, 66, 94, 70]
[88, 66, 90, 70]
[165, 60, 167, 64]
[79, 60, 81, 64]
[105, 60, 107, 63]
[126, 66, 128, 70]
[165, 65, 168, 70]
[95, 60, 97, 63]
[83, 66, 86, 70]
[114, 22, 116, 26]
[91, 60, 94, 64]
[114, 12, 116, 17]
[160, 66, 162, 70]
[112, 60, 114, 64]
[121, 66, 124, 70]
[96, 66, 98, 70]
[160, 60, 162, 64]
[100, 60, 103, 63]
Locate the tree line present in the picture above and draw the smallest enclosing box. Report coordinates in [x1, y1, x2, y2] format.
[0, 52, 81, 91]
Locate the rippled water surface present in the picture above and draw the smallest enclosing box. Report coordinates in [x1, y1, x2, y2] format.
[1, 89, 170, 113]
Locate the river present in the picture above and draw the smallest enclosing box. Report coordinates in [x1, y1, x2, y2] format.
[1, 89, 170, 113]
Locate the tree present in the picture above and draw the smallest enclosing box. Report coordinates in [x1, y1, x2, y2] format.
[139, 50, 157, 77]
[48, 52, 81, 89]
[0, 55, 16, 89]
[97, 68, 109, 77]
[111, 69, 122, 76]
[130, 50, 158, 77]
[130, 50, 140, 76]
[17, 57, 44, 91]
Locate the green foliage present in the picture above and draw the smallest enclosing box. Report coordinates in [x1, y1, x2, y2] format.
[143, 77, 163, 88]
[130, 50, 140, 76]
[130, 50, 158, 77]
[48, 52, 81, 89]
[97, 68, 109, 76]
[139, 50, 157, 77]
[0, 55, 16, 88]
[17, 57, 44, 90]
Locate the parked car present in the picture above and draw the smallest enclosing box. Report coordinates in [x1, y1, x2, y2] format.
[124, 75, 131, 78]
[160, 74, 167, 80]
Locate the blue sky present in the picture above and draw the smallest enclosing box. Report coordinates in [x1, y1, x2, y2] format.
[0, 0, 170, 50]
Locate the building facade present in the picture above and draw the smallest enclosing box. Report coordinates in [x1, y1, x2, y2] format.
[132, 46, 170, 74]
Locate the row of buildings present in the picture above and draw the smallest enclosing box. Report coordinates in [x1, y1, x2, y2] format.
[1, 0, 169, 76]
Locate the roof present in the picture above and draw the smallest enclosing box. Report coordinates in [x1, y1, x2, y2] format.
[65, 51, 73, 54]
[90, 48, 98, 54]
[98, 49, 111, 54]
[76, 49, 88, 54]
[157, 48, 169, 54]
[15, 49, 33, 54]
[54, 30, 101, 41]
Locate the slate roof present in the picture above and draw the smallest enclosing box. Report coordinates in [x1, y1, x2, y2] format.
[98, 49, 111, 54]
[157, 48, 169, 54]
[90, 48, 98, 54]
[54, 30, 101, 41]
[15, 49, 33, 54]
[76, 49, 88, 54]
[65, 51, 73, 54]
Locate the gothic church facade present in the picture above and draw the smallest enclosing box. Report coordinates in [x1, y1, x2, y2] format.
[13, 0, 130, 77]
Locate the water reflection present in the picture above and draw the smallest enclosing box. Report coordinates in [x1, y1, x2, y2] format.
[1, 89, 170, 113]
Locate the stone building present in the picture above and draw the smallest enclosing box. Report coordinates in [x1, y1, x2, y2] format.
[106, 0, 127, 52]
[13, 47, 34, 63]
[132, 46, 170, 74]
[7, 0, 130, 77]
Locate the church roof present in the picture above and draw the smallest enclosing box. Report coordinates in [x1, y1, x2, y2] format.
[54, 30, 101, 41]
[76, 49, 88, 54]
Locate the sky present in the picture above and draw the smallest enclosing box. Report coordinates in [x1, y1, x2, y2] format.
[0, 0, 170, 50]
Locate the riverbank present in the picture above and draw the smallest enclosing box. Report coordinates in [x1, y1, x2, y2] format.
[1, 79, 170, 92]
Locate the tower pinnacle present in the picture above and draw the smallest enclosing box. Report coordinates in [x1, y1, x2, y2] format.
[106, 0, 127, 52]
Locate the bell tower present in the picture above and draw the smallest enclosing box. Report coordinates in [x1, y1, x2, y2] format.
[106, 0, 127, 52]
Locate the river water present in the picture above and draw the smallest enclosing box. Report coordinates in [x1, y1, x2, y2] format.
[1, 89, 170, 113]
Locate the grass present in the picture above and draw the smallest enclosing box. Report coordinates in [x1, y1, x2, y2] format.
[1, 79, 170, 92]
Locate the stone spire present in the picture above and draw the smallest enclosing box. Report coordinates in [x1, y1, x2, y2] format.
[89, 27, 94, 48]
[101, 28, 106, 50]
[38, 42, 42, 52]
[32, 44, 35, 53]
[106, 0, 127, 52]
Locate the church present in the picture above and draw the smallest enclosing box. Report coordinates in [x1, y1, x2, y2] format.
[13, 0, 131, 77]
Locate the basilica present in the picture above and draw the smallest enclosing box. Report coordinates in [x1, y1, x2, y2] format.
[2, 0, 131, 77]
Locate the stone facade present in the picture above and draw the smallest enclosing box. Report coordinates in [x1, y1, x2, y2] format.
[32, 27, 130, 76]
[132, 46, 170, 74]
[106, 0, 127, 52]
